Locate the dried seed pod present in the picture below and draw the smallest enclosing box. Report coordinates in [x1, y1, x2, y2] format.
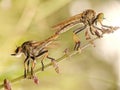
[51, 60, 59, 74]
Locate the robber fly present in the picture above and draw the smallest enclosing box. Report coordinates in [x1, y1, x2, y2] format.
[52, 9, 112, 50]
[11, 33, 59, 78]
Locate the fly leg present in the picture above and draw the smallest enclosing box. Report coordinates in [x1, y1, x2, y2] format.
[93, 24, 105, 34]
[73, 25, 87, 51]
[99, 21, 112, 29]
[101, 24, 114, 33]
[36, 50, 48, 71]
[40, 51, 49, 71]
[73, 33, 81, 51]
[31, 57, 36, 78]
[94, 29, 102, 38]
[37, 50, 59, 73]
[85, 29, 91, 40]
[27, 60, 30, 73]
[90, 26, 102, 38]
[95, 19, 113, 33]
[85, 29, 96, 47]
[24, 56, 29, 78]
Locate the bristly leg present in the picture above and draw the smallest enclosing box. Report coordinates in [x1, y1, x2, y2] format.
[31, 59, 36, 78]
[72, 25, 87, 51]
[36, 50, 48, 71]
[41, 60, 44, 71]
[73, 33, 81, 51]
[85, 30, 91, 40]
[24, 66, 27, 78]
[27, 60, 30, 73]
[89, 26, 95, 35]
[24, 56, 29, 78]
[74, 41, 81, 51]
[73, 25, 87, 35]
[40, 51, 48, 71]
[93, 12, 113, 33]
[90, 25, 103, 38]
[85, 29, 96, 47]
[94, 30, 102, 38]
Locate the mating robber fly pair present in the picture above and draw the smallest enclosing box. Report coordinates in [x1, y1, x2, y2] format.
[11, 9, 113, 78]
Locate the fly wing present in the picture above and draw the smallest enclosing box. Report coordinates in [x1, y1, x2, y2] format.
[31, 41, 42, 47]
[52, 13, 82, 32]
[45, 41, 60, 49]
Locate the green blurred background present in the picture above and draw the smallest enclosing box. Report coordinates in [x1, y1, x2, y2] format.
[0, 0, 120, 90]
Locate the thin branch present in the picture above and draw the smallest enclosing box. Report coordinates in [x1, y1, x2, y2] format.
[0, 27, 119, 89]
[0, 37, 95, 89]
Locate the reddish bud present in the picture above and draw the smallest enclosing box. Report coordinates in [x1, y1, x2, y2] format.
[4, 79, 11, 90]
[33, 75, 39, 85]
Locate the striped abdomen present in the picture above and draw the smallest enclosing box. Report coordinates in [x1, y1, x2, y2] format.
[52, 13, 83, 34]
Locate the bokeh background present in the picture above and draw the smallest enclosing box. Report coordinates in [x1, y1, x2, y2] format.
[0, 0, 120, 90]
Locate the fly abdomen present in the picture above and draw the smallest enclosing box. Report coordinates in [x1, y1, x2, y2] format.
[53, 13, 83, 34]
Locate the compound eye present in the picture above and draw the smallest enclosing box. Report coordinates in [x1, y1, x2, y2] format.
[15, 47, 21, 53]
[98, 13, 104, 19]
